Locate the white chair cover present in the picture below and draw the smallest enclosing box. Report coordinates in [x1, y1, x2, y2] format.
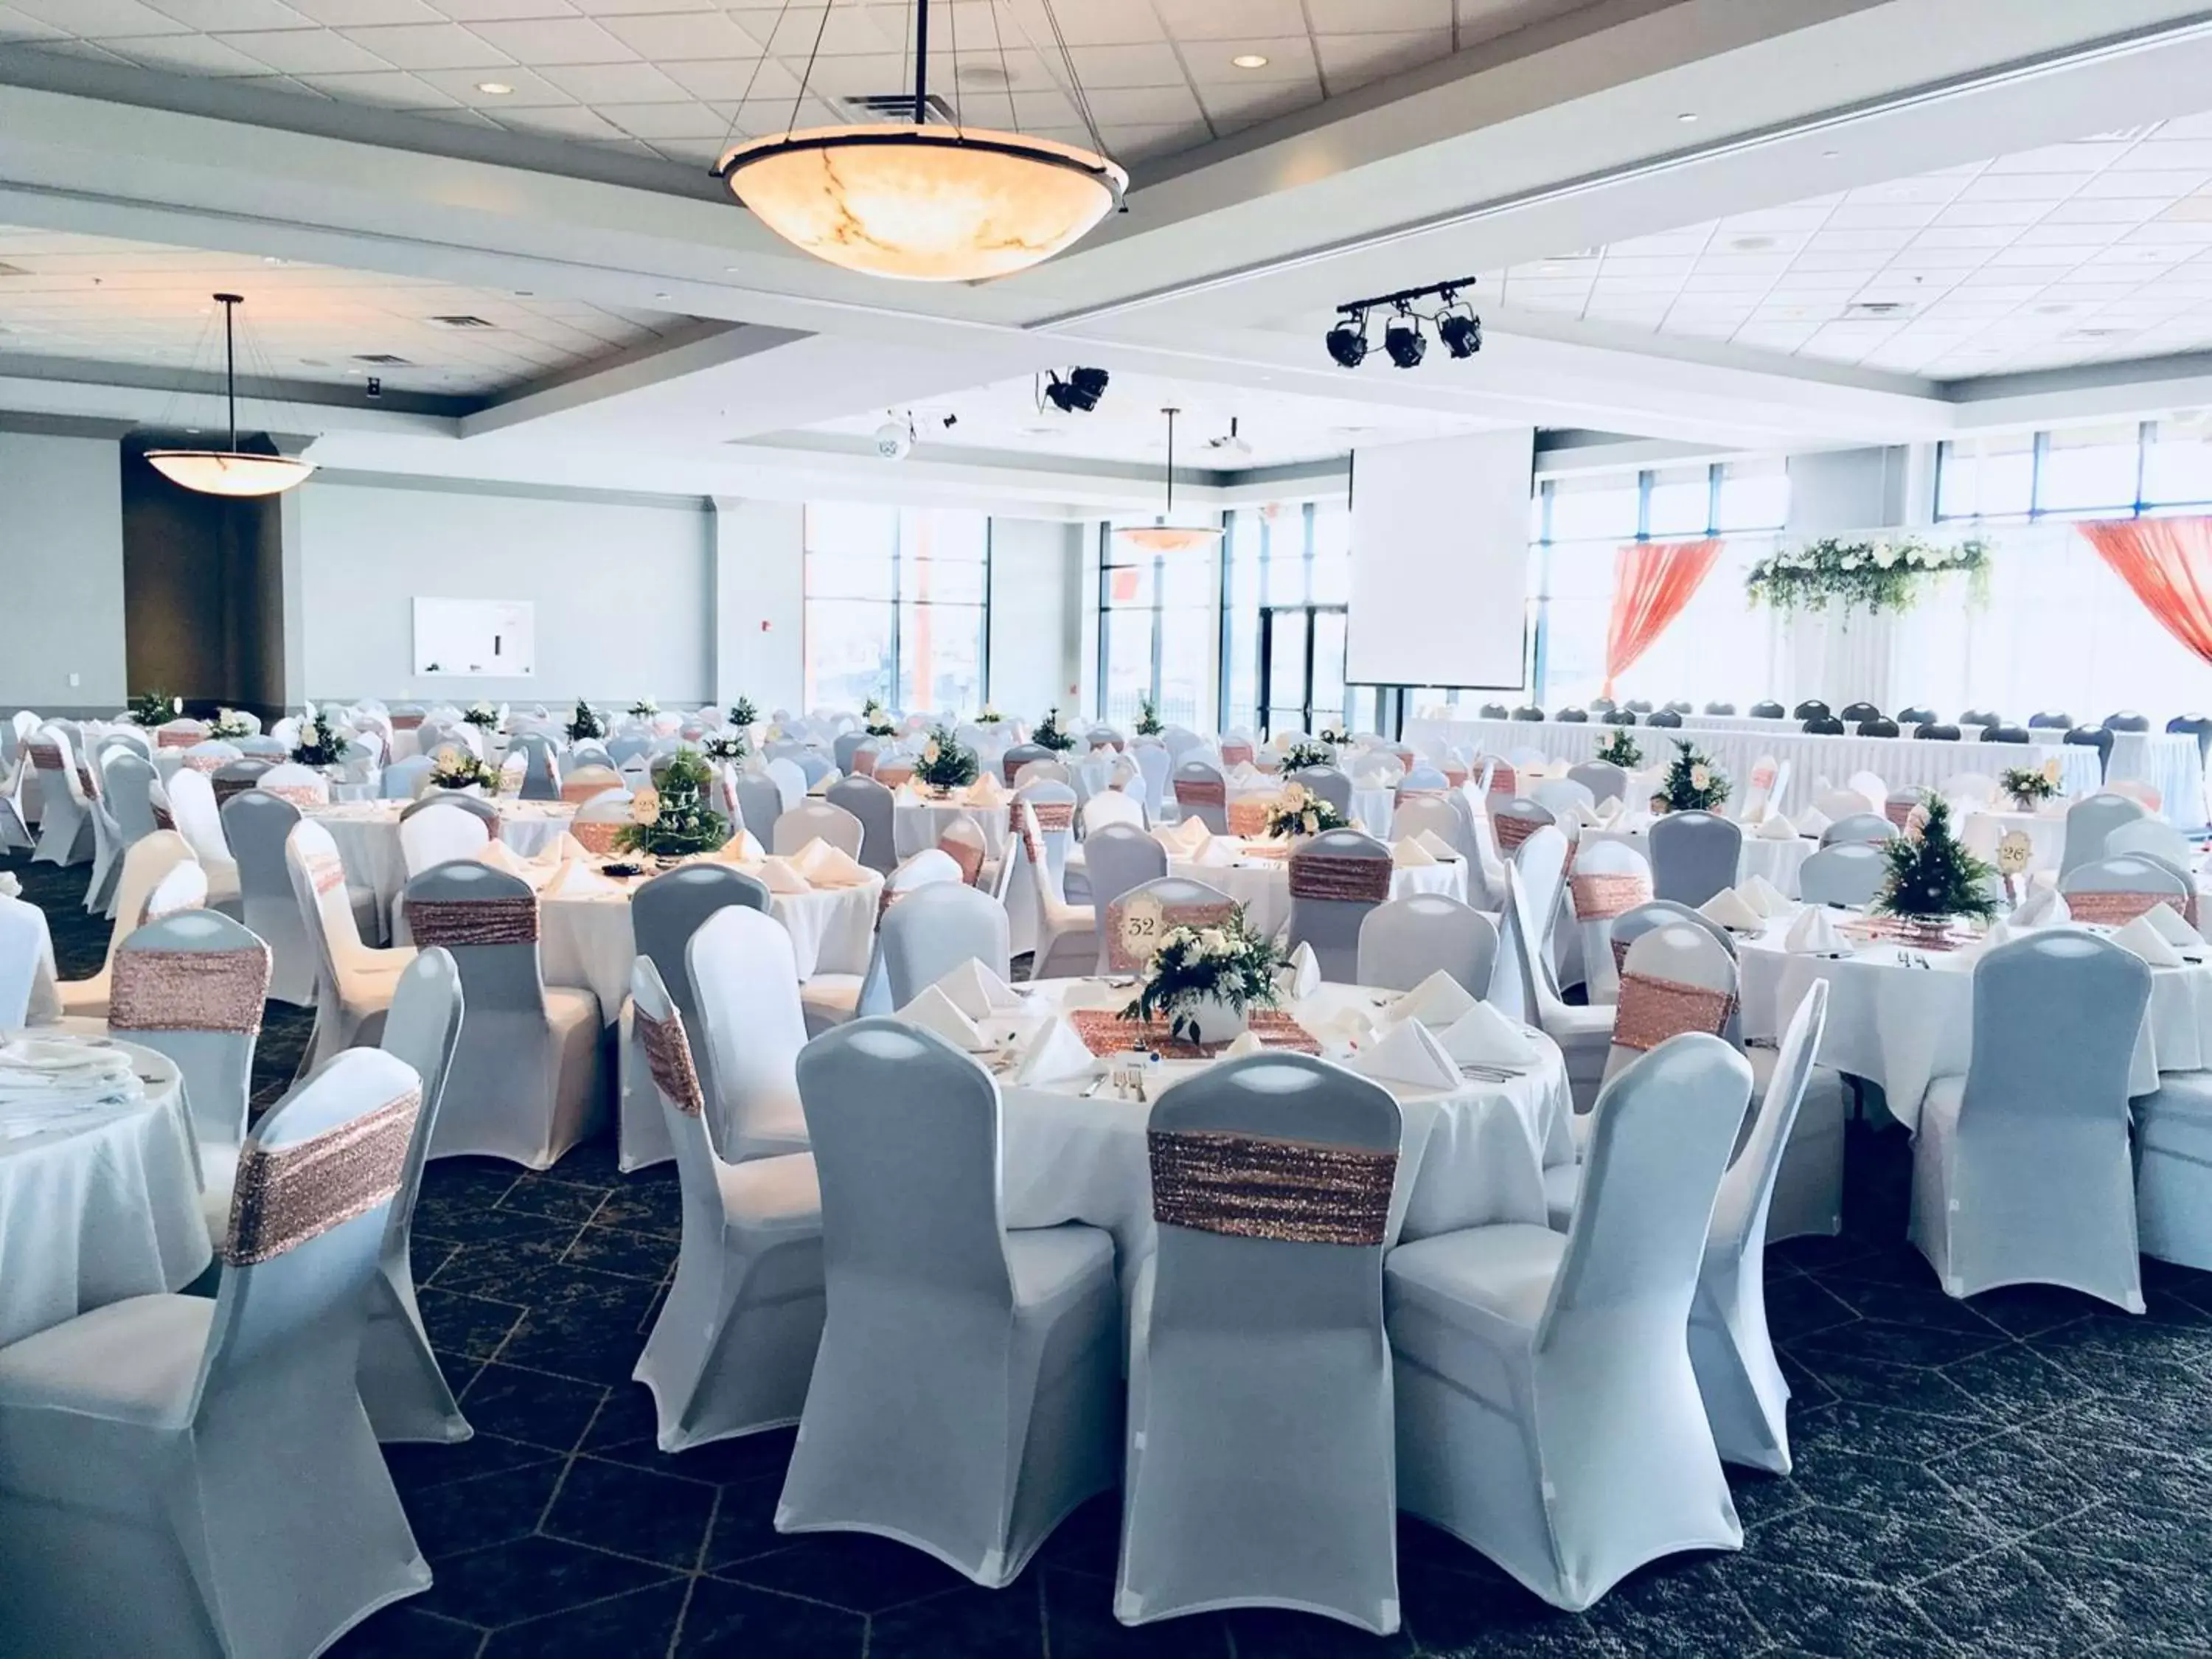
[0, 894, 46, 1027]
[2059, 792, 2149, 877]
[880, 883, 1009, 1009]
[1356, 894, 1498, 996]
[1286, 828, 1393, 984]
[1082, 824, 1169, 973]
[286, 819, 415, 1071]
[772, 800, 864, 859]
[1568, 839, 1654, 1005]
[825, 774, 898, 872]
[1649, 811, 1743, 908]
[1797, 843, 1888, 908]
[220, 790, 319, 1005]
[687, 905, 813, 1161]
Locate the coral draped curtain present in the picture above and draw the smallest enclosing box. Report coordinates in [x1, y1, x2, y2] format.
[1604, 538, 1723, 698]
[2078, 517, 2212, 667]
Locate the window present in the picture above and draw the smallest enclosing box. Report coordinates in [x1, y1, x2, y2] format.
[1096, 524, 1219, 730]
[804, 504, 989, 712]
[1935, 419, 2212, 524]
[1217, 501, 1369, 734]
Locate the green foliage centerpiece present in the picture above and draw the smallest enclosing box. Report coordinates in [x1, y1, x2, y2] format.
[628, 698, 658, 720]
[427, 745, 495, 793]
[128, 690, 178, 726]
[462, 701, 500, 731]
[1134, 695, 1162, 737]
[291, 709, 351, 768]
[1874, 793, 1996, 935]
[1596, 727, 1642, 769]
[1652, 740, 1730, 813]
[703, 731, 749, 765]
[2000, 759, 2062, 813]
[1264, 782, 1348, 839]
[616, 752, 729, 860]
[1121, 908, 1285, 1046]
[1277, 737, 1335, 773]
[1033, 708, 1076, 753]
[976, 704, 1006, 725]
[208, 708, 253, 741]
[728, 695, 759, 728]
[915, 726, 979, 796]
[862, 697, 896, 738]
[1746, 535, 1989, 616]
[566, 700, 608, 743]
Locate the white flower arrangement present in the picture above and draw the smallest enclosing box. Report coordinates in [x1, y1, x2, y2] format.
[207, 708, 253, 740]
[462, 701, 501, 728]
[628, 698, 658, 719]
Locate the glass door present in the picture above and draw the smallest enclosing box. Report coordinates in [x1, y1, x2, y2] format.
[1257, 605, 1347, 735]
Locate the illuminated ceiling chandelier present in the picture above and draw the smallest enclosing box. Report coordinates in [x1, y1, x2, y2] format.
[144, 293, 316, 497]
[714, 0, 1127, 282]
[1116, 408, 1222, 554]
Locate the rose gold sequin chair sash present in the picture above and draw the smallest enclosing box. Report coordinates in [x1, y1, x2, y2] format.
[405, 893, 540, 947]
[938, 832, 985, 887]
[875, 760, 916, 787]
[222, 1087, 420, 1267]
[1105, 897, 1236, 973]
[1613, 971, 1738, 1052]
[156, 728, 201, 749]
[1148, 1129, 1396, 1247]
[1091, 737, 1125, 753]
[264, 783, 327, 809]
[2065, 889, 2171, 927]
[1442, 765, 1469, 788]
[1175, 777, 1226, 808]
[560, 778, 613, 804]
[1393, 748, 1417, 771]
[1010, 800, 1075, 835]
[212, 776, 263, 805]
[1226, 798, 1271, 837]
[571, 821, 623, 855]
[75, 766, 100, 799]
[1571, 871, 1653, 921]
[1884, 798, 1916, 828]
[305, 852, 348, 897]
[852, 748, 878, 776]
[1395, 785, 1445, 805]
[390, 712, 425, 731]
[111, 945, 269, 1034]
[1493, 813, 1543, 853]
[1288, 851, 1393, 904]
[1220, 742, 1255, 767]
[181, 754, 226, 774]
[26, 743, 63, 772]
[1484, 763, 1517, 798]
[633, 1004, 705, 1116]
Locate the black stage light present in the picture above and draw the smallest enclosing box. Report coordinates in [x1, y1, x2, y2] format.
[1384, 312, 1426, 369]
[1045, 366, 1110, 413]
[1325, 315, 1368, 368]
[1439, 309, 1482, 358]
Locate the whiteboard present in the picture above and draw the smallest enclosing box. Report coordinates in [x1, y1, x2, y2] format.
[412, 598, 535, 678]
[1345, 429, 1535, 689]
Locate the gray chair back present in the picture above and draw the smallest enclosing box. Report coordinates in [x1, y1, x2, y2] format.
[1820, 812, 1897, 847]
[1355, 894, 1498, 995]
[1797, 843, 1888, 907]
[1084, 824, 1169, 969]
[882, 883, 1012, 1008]
[1748, 700, 1785, 720]
[1286, 828, 1392, 984]
[833, 731, 869, 774]
[223, 789, 316, 1004]
[2102, 711, 2151, 734]
[402, 790, 499, 830]
[633, 862, 771, 1113]
[1648, 810, 1743, 908]
[513, 734, 562, 802]
[1290, 765, 1353, 817]
[1171, 759, 1228, 835]
[2165, 713, 2212, 765]
[104, 750, 161, 848]
[731, 773, 785, 841]
[2059, 792, 2149, 877]
[826, 774, 900, 872]
[1565, 760, 1629, 804]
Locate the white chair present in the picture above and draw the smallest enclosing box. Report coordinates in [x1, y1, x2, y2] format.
[161, 768, 242, 913]
[560, 762, 625, 805]
[765, 756, 808, 813]
[380, 754, 434, 800]
[2136, 1065, 2212, 1273]
[50, 831, 198, 1020]
[1356, 894, 1498, 996]
[1081, 786, 1147, 835]
[1567, 838, 1654, 1004]
[1495, 864, 1614, 1109]
[1692, 981, 1829, 1473]
[936, 812, 992, 888]
[1910, 931, 2151, 1310]
[1812, 785, 1874, 824]
[2059, 792, 2148, 877]
[402, 863, 602, 1169]
[631, 956, 825, 1452]
[1649, 810, 1744, 908]
[2058, 852, 2193, 926]
[824, 773, 898, 872]
[568, 791, 633, 856]
[776, 1019, 1119, 1587]
[24, 728, 93, 866]
[254, 762, 330, 809]
[107, 908, 271, 1249]
[771, 800, 863, 859]
[1797, 843, 1888, 908]
[2104, 815, 2196, 874]
[0, 1048, 433, 1656]
[1014, 800, 1096, 978]
[1846, 769, 1888, 811]
[881, 881, 1009, 1008]
[288, 820, 417, 1071]
[222, 790, 337, 1004]
[1115, 1055, 1403, 1633]
[688, 905, 813, 1161]
[359, 949, 471, 1444]
[1387, 1033, 1752, 1610]
[397, 800, 490, 877]
[1286, 829, 1394, 984]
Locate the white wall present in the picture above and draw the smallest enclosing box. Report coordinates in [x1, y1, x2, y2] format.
[989, 518, 1081, 717]
[0, 430, 126, 711]
[712, 497, 804, 716]
[293, 475, 714, 703]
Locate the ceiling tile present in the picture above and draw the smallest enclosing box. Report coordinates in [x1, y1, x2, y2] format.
[284, 0, 442, 21]
[292, 68, 455, 103]
[420, 0, 580, 18]
[1183, 38, 1318, 83]
[1063, 43, 1188, 89]
[410, 62, 575, 102]
[1082, 84, 1203, 126]
[462, 15, 633, 63]
[533, 59, 692, 102]
[493, 102, 627, 139]
[144, 0, 313, 27]
[1019, 0, 1158, 46]
[1150, 0, 1306, 41]
[1315, 31, 1452, 93]
[1309, 0, 1450, 28]
[593, 8, 758, 58]
[1193, 76, 1317, 128]
[218, 27, 396, 72]
[657, 56, 803, 102]
[108, 29, 272, 71]
[593, 97, 728, 139]
[338, 22, 514, 67]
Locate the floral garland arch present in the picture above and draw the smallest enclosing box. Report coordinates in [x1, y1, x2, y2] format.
[1745, 535, 1989, 616]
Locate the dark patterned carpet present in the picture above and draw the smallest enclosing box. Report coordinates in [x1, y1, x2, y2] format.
[10, 848, 2212, 1658]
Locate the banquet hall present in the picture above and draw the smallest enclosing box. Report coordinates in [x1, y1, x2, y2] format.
[9, 1, 2212, 1655]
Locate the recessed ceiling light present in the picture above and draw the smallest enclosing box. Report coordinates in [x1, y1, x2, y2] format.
[1231, 53, 1269, 69]
[1677, 112, 1698, 124]
[1820, 149, 1841, 159]
[476, 81, 513, 96]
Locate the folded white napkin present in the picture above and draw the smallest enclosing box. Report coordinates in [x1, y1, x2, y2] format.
[2113, 914, 2185, 968]
[1312, 1006, 1377, 1050]
[1699, 888, 1763, 931]
[898, 984, 992, 1051]
[1013, 1016, 1097, 1085]
[1391, 836, 1436, 868]
[1436, 1001, 1540, 1067]
[1614, 808, 1655, 833]
[2142, 902, 2200, 948]
[1193, 838, 1240, 868]
[754, 856, 811, 895]
[529, 832, 596, 867]
[1390, 968, 1480, 1030]
[1275, 940, 1321, 999]
[1593, 797, 1622, 826]
[0, 1037, 143, 1110]
[543, 860, 621, 897]
[1573, 801, 1606, 827]
[1354, 1018, 1464, 1090]
[1415, 829, 1461, 862]
[1756, 813, 1798, 841]
[933, 958, 1026, 1020]
[1979, 918, 2014, 953]
[1739, 875, 1792, 918]
[1785, 907, 1847, 955]
[2014, 887, 2070, 928]
[476, 839, 532, 874]
[0, 872, 18, 897]
[1218, 1030, 1268, 1060]
[1225, 762, 1260, 783]
[1155, 820, 1211, 858]
[712, 829, 765, 866]
[790, 838, 869, 887]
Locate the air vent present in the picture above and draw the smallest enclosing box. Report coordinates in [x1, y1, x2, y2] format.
[428, 314, 498, 330]
[843, 91, 956, 121]
[352, 353, 412, 366]
[1843, 300, 1914, 319]
[2067, 327, 2132, 340]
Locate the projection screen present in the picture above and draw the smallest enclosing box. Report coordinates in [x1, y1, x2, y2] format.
[1345, 428, 1536, 689]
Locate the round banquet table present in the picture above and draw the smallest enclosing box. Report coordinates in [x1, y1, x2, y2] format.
[0, 1038, 209, 1348]
[1960, 806, 2070, 876]
[992, 980, 1572, 1273]
[1156, 845, 1469, 944]
[1351, 787, 1396, 839]
[1577, 823, 1817, 897]
[892, 792, 1012, 861]
[1734, 914, 2212, 1129]
[307, 798, 581, 915]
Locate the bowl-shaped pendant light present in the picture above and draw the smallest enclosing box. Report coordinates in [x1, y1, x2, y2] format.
[145, 294, 315, 498]
[716, 0, 1125, 282]
[1115, 408, 1221, 553]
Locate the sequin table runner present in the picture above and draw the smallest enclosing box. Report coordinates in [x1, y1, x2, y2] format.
[1068, 1007, 1320, 1059]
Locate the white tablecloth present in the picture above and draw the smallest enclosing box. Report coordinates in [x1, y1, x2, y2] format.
[1351, 787, 1396, 839]
[893, 796, 1011, 861]
[1735, 916, 2212, 1128]
[2107, 731, 2208, 832]
[1408, 717, 2106, 821]
[995, 981, 1571, 1272]
[1156, 850, 1467, 945]
[307, 799, 581, 914]
[1579, 824, 1817, 898]
[0, 1040, 208, 1347]
[1960, 807, 2072, 876]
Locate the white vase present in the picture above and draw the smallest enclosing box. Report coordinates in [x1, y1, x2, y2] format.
[1178, 994, 1248, 1046]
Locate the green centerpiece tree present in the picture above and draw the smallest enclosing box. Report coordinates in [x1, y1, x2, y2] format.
[291, 710, 352, 768]
[1121, 908, 1285, 1046]
[628, 698, 658, 720]
[976, 704, 1006, 725]
[1033, 708, 1076, 753]
[566, 700, 608, 742]
[862, 697, 896, 738]
[1596, 727, 1642, 769]
[728, 695, 759, 728]
[616, 752, 730, 859]
[1134, 695, 1163, 737]
[1875, 794, 1997, 930]
[915, 726, 980, 796]
[1652, 740, 1730, 813]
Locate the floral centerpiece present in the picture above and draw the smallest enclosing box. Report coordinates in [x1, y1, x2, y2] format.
[427, 745, 496, 793]
[976, 704, 1006, 725]
[1134, 695, 1162, 737]
[2000, 759, 2063, 813]
[862, 697, 896, 737]
[1121, 908, 1284, 1046]
[1033, 708, 1076, 753]
[728, 695, 759, 729]
[128, 690, 180, 726]
[291, 710, 351, 769]
[1264, 782, 1348, 839]
[915, 726, 979, 796]
[1652, 740, 1730, 813]
[1318, 725, 1352, 748]
[566, 699, 607, 742]
[703, 731, 749, 764]
[1875, 793, 1996, 932]
[207, 707, 254, 740]
[1596, 727, 1642, 769]
[462, 701, 501, 730]
[1746, 535, 1989, 616]
[628, 698, 658, 720]
[616, 752, 729, 859]
[1277, 737, 1335, 773]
